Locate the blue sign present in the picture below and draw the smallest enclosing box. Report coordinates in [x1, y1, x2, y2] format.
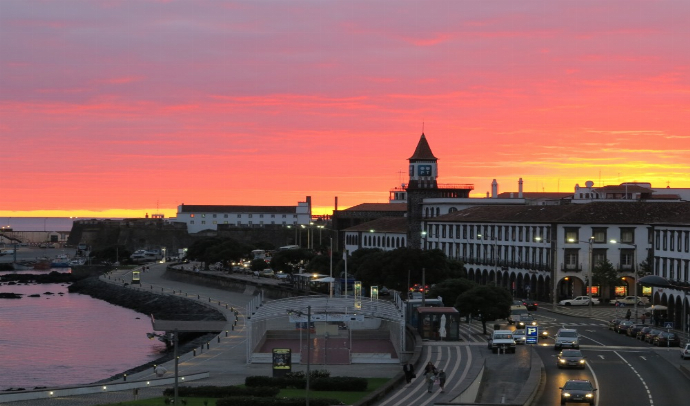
[664, 322, 674, 329]
[526, 326, 538, 344]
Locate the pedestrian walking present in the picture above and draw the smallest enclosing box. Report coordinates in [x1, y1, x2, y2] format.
[641, 313, 646, 324]
[424, 361, 437, 375]
[625, 309, 631, 320]
[425, 370, 436, 393]
[438, 369, 446, 393]
[402, 362, 415, 384]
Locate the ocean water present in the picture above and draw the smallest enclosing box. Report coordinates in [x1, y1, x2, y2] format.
[0, 217, 79, 232]
[0, 282, 166, 390]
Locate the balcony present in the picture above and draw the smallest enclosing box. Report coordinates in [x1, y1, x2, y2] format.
[561, 263, 582, 272]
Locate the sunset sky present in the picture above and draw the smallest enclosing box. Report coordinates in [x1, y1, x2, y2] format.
[1, 0, 689, 219]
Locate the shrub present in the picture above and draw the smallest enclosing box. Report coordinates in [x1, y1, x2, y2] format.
[245, 376, 306, 389]
[311, 377, 368, 392]
[216, 396, 343, 406]
[163, 385, 280, 398]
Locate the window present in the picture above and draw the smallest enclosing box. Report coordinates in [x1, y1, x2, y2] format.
[498, 226, 503, 241]
[511, 226, 516, 241]
[565, 228, 579, 243]
[202, 214, 206, 218]
[564, 249, 579, 269]
[655, 231, 660, 250]
[469, 225, 475, 239]
[259, 214, 264, 218]
[190, 220, 195, 224]
[677, 231, 682, 252]
[212, 221, 217, 225]
[670, 231, 675, 251]
[237, 214, 241, 218]
[663, 231, 667, 250]
[449, 225, 454, 239]
[592, 228, 607, 243]
[271, 214, 275, 218]
[620, 249, 634, 269]
[686, 232, 690, 252]
[282, 214, 287, 218]
[518, 227, 523, 242]
[248, 214, 253, 218]
[592, 249, 607, 266]
[442, 225, 447, 238]
[201, 221, 206, 224]
[212, 214, 217, 218]
[620, 228, 634, 244]
[224, 214, 228, 218]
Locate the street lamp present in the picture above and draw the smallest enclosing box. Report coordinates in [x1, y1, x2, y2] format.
[610, 240, 638, 321]
[568, 237, 595, 317]
[147, 330, 179, 403]
[287, 306, 312, 406]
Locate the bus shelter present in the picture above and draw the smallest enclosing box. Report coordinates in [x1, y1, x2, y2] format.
[416, 307, 461, 341]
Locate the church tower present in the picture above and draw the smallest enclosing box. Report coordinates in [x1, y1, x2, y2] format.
[407, 133, 438, 190]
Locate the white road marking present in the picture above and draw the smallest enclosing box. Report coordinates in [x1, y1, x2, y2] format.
[598, 355, 605, 360]
[614, 351, 653, 406]
[640, 356, 647, 361]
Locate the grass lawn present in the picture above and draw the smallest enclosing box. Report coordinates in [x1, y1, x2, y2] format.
[95, 377, 390, 406]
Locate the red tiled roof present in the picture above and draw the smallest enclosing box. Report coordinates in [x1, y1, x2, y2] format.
[343, 217, 408, 233]
[432, 202, 690, 225]
[179, 205, 297, 213]
[408, 133, 437, 160]
[595, 184, 652, 193]
[343, 203, 408, 212]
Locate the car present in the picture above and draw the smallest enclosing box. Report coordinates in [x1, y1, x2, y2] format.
[517, 314, 538, 328]
[614, 320, 634, 334]
[540, 327, 550, 339]
[554, 328, 580, 350]
[653, 331, 680, 347]
[636, 326, 653, 340]
[275, 271, 289, 280]
[626, 324, 647, 338]
[488, 330, 516, 353]
[260, 269, 275, 277]
[379, 286, 391, 296]
[680, 343, 690, 360]
[508, 308, 529, 324]
[608, 318, 623, 331]
[557, 349, 586, 369]
[644, 329, 663, 344]
[559, 379, 597, 405]
[513, 329, 527, 344]
[521, 299, 539, 311]
[559, 296, 600, 306]
[613, 296, 649, 306]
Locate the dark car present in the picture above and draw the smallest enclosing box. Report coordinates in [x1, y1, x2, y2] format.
[653, 331, 680, 347]
[521, 299, 539, 311]
[557, 349, 586, 369]
[608, 318, 623, 331]
[626, 324, 647, 338]
[517, 314, 538, 328]
[636, 326, 653, 340]
[644, 329, 663, 344]
[615, 320, 634, 334]
[560, 379, 597, 405]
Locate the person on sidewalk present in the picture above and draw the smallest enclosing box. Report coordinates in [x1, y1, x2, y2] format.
[625, 309, 631, 321]
[402, 362, 415, 384]
[438, 369, 446, 393]
[425, 369, 437, 393]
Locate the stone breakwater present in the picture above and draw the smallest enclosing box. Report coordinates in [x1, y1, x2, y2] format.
[67, 276, 227, 383]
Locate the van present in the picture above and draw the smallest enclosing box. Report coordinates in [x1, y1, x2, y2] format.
[488, 330, 516, 353]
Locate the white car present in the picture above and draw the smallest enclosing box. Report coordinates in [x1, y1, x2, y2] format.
[275, 272, 289, 280]
[559, 296, 600, 306]
[613, 296, 649, 306]
[681, 343, 690, 360]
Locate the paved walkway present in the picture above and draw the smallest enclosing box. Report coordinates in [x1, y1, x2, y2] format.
[1, 263, 400, 405]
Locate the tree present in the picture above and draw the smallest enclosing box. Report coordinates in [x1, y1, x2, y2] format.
[455, 285, 512, 334]
[250, 259, 268, 272]
[592, 259, 619, 299]
[270, 249, 315, 274]
[428, 278, 476, 306]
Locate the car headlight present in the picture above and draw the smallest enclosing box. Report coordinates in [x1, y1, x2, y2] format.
[563, 393, 571, 397]
[559, 359, 566, 363]
[586, 393, 593, 398]
[572, 340, 578, 345]
[579, 359, 585, 364]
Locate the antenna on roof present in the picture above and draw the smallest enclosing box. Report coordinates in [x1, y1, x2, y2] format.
[422, 121, 425, 134]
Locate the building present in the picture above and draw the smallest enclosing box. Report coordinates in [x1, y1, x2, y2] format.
[176, 197, 312, 234]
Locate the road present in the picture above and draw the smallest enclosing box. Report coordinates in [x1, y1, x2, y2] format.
[528, 308, 690, 406]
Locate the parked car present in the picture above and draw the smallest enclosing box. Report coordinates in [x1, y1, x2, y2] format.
[260, 269, 275, 277]
[275, 271, 289, 280]
[521, 299, 539, 311]
[636, 326, 653, 340]
[608, 318, 623, 331]
[644, 329, 663, 344]
[653, 331, 681, 347]
[614, 320, 634, 334]
[557, 349, 586, 369]
[626, 324, 647, 338]
[559, 379, 597, 405]
[379, 286, 391, 296]
[613, 296, 649, 306]
[554, 328, 580, 350]
[513, 329, 527, 345]
[559, 296, 600, 306]
[680, 343, 690, 360]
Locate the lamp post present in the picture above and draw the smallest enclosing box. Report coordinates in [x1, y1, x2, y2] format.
[568, 237, 595, 317]
[610, 240, 638, 321]
[288, 306, 312, 406]
[147, 330, 179, 404]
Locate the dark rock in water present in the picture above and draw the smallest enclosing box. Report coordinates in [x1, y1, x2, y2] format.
[7, 281, 17, 285]
[44, 292, 55, 295]
[28, 294, 41, 298]
[0, 293, 22, 299]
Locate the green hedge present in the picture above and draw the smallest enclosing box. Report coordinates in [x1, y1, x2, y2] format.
[162, 385, 280, 398]
[245, 376, 306, 389]
[216, 396, 343, 406]
[311, 377, 368, 392]
[245, 376, 367, 392]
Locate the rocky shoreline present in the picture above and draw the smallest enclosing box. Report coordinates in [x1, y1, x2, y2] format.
[67, 276, 227, 383]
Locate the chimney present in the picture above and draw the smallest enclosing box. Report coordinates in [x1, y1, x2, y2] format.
[518, 178, 524, 198]
[491, 179, 498, 198]
[335, 196, 338, 211]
